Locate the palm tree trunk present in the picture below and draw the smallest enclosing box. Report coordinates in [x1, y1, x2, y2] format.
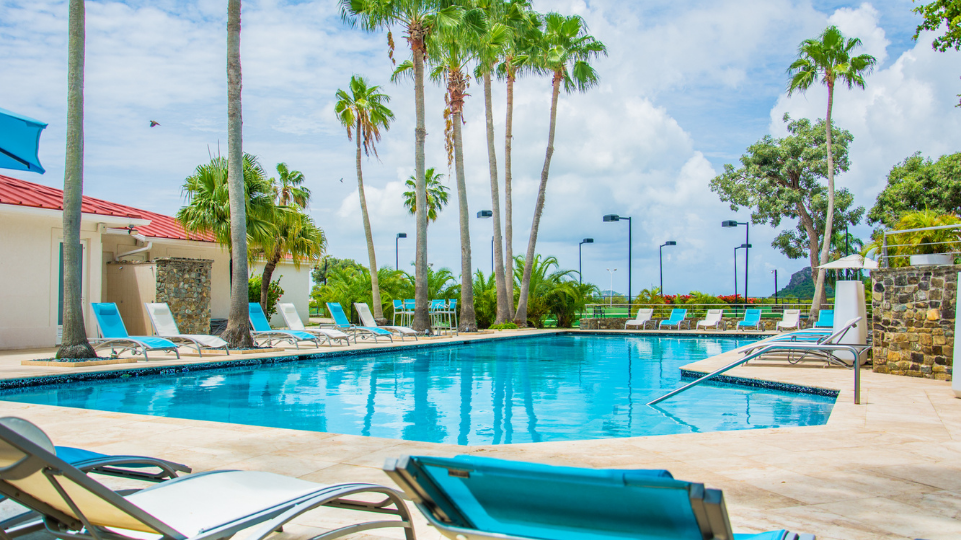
[411, 26, 430, 332]
[514, 72, 561, 327]
[356, 121, 384, 319]
[453, 110, 477, 331]
[504, 72, 516, 318]
[810, 82, 835, 319]
[57, 0, 96, 359]
[483, 72, 509, 324]
[222, 0, 253, 348]
[260, 252, 279, 311]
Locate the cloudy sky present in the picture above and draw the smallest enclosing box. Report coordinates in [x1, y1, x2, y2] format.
[2, 0, 959, 298]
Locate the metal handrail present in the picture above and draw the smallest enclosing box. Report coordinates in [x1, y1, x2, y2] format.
[647, 342, 863, 406]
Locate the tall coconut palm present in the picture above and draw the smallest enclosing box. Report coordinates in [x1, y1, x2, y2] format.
[340, 0, 463, 331]
[403, 168, 450, 225]
[335, 75, 395, 320]
[57, 0, 95, 359]
[473, 0, 512, 325]
[514, 13, 605, 326]
[273, 162, 310, 208]
[421, 4, 487, 331]
[497, 0, 539, 319]
[788, 25, 875, 318]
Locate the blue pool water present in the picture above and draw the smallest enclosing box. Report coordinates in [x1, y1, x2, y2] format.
[1, 335, 835, 444]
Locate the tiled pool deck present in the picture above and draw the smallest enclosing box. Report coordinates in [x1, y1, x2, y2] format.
[0, 329, 958, 540]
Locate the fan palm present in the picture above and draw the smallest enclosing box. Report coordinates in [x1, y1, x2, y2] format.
[403, 168, 450, 224]
[514, 13, 606, 326]
[788, 25, 875, 317]
[335, 75, 395, 320]
[57, 0, 96, 359]
[340, 0, 463, 331]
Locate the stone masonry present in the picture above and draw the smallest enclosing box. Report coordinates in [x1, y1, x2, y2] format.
[155, 258, 213, 335]
[872, 265, 956, 380]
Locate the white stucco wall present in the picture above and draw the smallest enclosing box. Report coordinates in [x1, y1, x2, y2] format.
[0, 209, 102, 349]
[251, 261, 313, 328]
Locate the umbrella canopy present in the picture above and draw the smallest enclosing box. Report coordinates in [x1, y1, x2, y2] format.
[0, 107, 47, 174]
[818, 254, 878, 270]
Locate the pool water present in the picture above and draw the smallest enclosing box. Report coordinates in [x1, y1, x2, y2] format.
[1, 335, 835, 445]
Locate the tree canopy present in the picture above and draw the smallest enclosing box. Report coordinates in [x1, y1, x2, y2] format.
[913, 0, 961, 52]
[867, 151, 961, 228]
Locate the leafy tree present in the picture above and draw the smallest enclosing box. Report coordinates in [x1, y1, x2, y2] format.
[710, 115, 861, 309]
[868, 152, 961, 227]
[772, 187, 864, 262]
[335, 75, 395, 320]
[787, 25, 876, 317]
[341, 0, 463, 332]
[913, 1, 961, 104]
[514, 13, 606, 326]
[403, 168, 450, 224]
[312, 257, 366, 287]
[222, 0, 253, 347]
[57, 0, 96, 359]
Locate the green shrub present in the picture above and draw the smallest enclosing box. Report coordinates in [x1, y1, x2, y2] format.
[490, 322, 519, 330]
[249, 275, 284, 318]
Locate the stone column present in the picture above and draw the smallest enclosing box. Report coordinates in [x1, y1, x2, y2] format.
[155, 258, 213, 335]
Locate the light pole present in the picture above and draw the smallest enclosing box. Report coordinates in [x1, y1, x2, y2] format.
[604, 214, 632, 306]
[772, 269, 778, 307]
[734, 243, 751, 317]
[606, 268, 617, 306]
[659, 241, 676, 297]
[722, 220, 750, 304]
[395, 233, 407, 271]
[579, 238, 593, 284]
[477, 210, 494, 275]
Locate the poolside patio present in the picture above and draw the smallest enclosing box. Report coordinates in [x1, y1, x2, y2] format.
[0, 331, 957, 540]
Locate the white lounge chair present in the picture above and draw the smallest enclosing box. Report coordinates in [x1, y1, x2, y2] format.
[145, 303, 229, 356]
[355, 303, 419, 340]
[695, 309, 726, 330]
[248, 303, 323, 349]
[278, 303, 351, 346]
[776, 309, 801, 331]
[625, 308, 654, 330]
[0, 418, 415, 540]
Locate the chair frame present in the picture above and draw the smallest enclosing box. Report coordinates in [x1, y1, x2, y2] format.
[736, 309, 764, 332]
[658, 309, 691, 330]
[695, 309, 726, 331]
[248, 303, 323, 349]
[145, 303, 229, 357]
[625, 308, 655, 330]
[355, 303, 418, 341]
[90, 303, 180, 361]
[277, 303, 350, 347]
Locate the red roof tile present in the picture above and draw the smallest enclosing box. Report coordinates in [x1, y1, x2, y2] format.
[0, 174, 215, 243]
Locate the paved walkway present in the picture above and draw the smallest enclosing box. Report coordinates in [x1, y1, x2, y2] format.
[0, 330, 958, 540]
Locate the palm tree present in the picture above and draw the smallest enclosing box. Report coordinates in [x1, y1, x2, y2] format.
[514, 13, 606, 327]
[402, 168, 450, 224]
[497, 1, 540, 320]
[340, 0, 463, 331]
[473, 1, 512, 325]
[221, 0, 252, 348]
[57, 0, 96, 359]
[273, 162, 310, 208]
[335, 75, 395, 320]
[788, 25, 875, 318]
[177, 154, 276, 251]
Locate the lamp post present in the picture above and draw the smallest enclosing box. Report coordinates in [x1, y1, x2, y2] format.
[659, 241, 676, 297]
[722, 220, 750, 305]
[734, 243, 751, 317]
[604, 214, 632, 306]
[772, 269, 778, 307]
[579, 238, 593, 284]
[477, 210, 494, 274]
[395, 233, 407, 271]
[606, 268, 617, 306]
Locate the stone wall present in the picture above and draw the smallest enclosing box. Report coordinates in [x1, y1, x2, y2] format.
[872, 265, 956, 380]
[155, 258, 213, 335]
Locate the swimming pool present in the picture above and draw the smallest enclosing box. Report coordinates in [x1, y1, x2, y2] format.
[1, 334, 835, 444]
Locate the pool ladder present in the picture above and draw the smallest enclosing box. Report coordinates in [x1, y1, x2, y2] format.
[647, 343, 863, 406]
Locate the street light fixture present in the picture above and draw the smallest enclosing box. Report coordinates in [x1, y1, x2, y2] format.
[603, 214, 633, 306]
[578, 238, 593, 284]
[476, 210, 494, 274]
[659, 241, 676, 297]
[772, 269, 778, 306]
[722, 220, 751, 304]
[395, 233, 407, 271]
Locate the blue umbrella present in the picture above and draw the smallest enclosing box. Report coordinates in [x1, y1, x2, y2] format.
[0, 107, 47, 174]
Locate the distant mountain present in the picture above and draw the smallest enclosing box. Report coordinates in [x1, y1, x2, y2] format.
[775, 267, 833, 299]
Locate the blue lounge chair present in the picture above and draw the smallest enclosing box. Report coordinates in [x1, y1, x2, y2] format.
[0, 418, 415, 540]
[327, 302, 393, 342]
[813, 309, 834, 328]
[384, 455, 813, 540]
[248, 303, 323, 349]
[737, 308, 763, 331]
[658, 308, 690, 330]
[90, 303, 180, 360]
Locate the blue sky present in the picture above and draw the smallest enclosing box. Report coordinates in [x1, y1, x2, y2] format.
[1, 0, 960, 298]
